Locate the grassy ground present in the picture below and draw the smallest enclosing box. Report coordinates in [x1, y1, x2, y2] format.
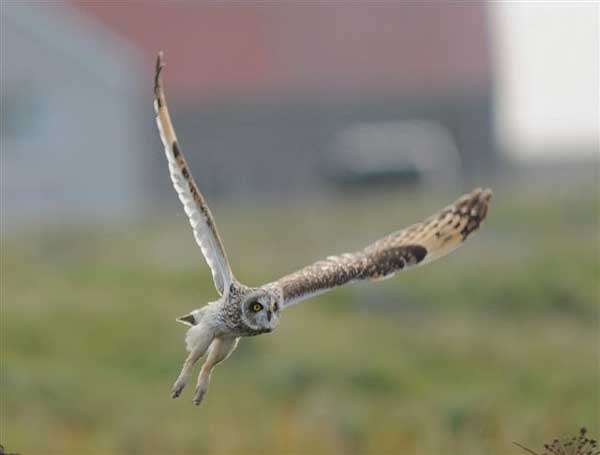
[3, 178, 598, 454]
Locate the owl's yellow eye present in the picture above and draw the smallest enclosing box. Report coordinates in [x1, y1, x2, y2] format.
[251, 302, 263, 312]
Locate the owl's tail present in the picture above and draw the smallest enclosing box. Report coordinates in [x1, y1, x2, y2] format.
[176, 307, 206, 326]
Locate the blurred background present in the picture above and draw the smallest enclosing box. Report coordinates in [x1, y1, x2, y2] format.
[2, 2, 598, 454]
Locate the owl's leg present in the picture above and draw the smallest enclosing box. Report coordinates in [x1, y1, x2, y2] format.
[171, 327, 214, 399]
[192, 336, 239, 406]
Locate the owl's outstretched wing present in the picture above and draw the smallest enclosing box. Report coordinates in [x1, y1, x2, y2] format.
[153, 52, 234, 295]
[270, 188, 492, 308]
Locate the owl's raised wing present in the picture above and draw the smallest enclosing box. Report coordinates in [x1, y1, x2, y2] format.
[154, 52, 234, 295]
[270, 188, 492, 308]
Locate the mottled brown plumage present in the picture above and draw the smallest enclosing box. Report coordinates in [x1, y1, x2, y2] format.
[153, 52, 492, 407]
[269, 188, 491, 306]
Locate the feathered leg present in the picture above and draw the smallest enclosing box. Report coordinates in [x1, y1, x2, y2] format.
[171, 326, 214, 399]
[192, 336, 239, 406]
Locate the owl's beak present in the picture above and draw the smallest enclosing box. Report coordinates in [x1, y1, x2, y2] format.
[267, 310, 272, 322]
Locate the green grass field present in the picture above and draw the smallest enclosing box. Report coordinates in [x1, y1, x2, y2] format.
[3, 178, 598, 454]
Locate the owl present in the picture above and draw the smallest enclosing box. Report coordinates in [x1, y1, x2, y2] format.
[153, 52, 492, 406]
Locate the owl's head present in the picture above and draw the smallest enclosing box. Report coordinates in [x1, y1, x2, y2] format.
[240, 289, 281, 333]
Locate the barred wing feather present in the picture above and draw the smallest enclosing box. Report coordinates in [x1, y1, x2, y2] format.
[153, 52, 234, 295]
[271, 188, 492, 307]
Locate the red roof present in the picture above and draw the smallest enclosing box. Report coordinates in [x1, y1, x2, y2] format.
[71, 3, 492, 101]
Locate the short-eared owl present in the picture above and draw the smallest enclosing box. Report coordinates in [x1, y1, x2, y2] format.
[153, 52, 492, 406]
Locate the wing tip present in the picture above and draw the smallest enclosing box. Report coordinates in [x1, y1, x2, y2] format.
[154, 51, 165, 105]
[457, 186, 493, 239]
[475, 187, 492, 214]
[473, 187, 493, 203]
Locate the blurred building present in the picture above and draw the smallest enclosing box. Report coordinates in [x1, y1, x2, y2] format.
[3, 3, 498, 226]
[73, 3, 497, 200]
[2, 4, 150, 224]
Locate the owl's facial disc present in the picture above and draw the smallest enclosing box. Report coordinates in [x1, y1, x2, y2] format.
[241, 291, 281, 332]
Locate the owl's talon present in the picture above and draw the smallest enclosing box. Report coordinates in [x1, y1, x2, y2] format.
[192, 388, 206, 406]
[171, 380, 187, 398]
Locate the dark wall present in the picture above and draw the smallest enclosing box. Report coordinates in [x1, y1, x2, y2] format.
[145, 91, 497, 202]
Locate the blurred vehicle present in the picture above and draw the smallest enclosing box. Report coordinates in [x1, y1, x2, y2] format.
[324, 121, 462, 189]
